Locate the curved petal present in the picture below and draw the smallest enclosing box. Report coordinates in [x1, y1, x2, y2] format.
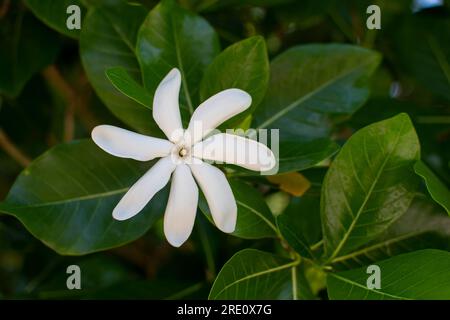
[185, 89, 251, 145]
[191, 133, 276, 172]
[113, 156, 176, 221]
[189, 160, 236, 233]
[164, 164, 198, 247]
[92, 125, 173, 161]
[153, 68, 184, 142]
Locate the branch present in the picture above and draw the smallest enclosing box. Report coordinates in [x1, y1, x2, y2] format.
[0, 128, 31, 167]
[0, 0, 11, 19]
[42, 66, 77, 142]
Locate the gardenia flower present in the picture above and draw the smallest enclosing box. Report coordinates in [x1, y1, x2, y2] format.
[91, 68, 276, 247]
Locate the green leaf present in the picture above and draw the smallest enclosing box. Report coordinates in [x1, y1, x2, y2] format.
[80, 1, 159, 135]
[0, 7, 60, 98]
[322, 113, 420, 261]
[253, 44, 381, 140]
[0, 140, 167, 255]
[277, 184, 322, 259]
[84, 280, 205, 299]
[226, 138, 339, 176]
[328, 249, 450, 300]
[199, 180, 278, 239]
[199, 36, 269, 126]
[25, 0, 85, 39]
[209, 249, 300, 299]
[414, 160, 450, 215]
[34, 255, 134, 299]
[106, 67, 153, 109]
[331, 197, 450, 270]
[136, 0, 220, 114]
[277, 139, 339, 173]
[396, 15, 450, 101]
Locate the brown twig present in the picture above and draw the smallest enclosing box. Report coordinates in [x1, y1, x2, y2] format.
[0, 128, 31, 167]
[42, 66, 77, 142]
[73, 71, 99, 130]
[0, 0, 11, 19]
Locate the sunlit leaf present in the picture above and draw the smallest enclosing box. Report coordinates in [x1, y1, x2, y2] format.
[322, 113, 420, 261]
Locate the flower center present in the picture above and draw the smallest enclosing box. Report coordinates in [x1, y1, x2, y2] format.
[178, 147, 188, 158]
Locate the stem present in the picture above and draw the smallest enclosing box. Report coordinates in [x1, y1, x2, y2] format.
[0, 0, 10, 18]
[310, 239, 323, 251]
[0, 128, 31, 167]
[290, 252, 299, 300]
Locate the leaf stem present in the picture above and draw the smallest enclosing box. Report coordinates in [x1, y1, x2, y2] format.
[290, 252, 299, 300]
[310, 239, 323, 251]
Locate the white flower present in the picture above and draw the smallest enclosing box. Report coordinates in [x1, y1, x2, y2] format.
[91, 68, 276, 247]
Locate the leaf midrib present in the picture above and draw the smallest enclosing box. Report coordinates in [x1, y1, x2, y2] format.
[211, 258, 299, 299]
[256, 57, 377, 130]
[331, 230, 429, 264]
[2, 187, 129, 209]
[326, 120, 406, 262]
[236, 200, 278, 234]
[329, 273, 410, 300]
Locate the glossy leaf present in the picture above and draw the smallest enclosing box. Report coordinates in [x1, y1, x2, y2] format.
[106, 67, 153, 109]
[25, 0, 85, 39]
[85, 280, 205, 299]
[136, 0, 220, 114]
[322, 113, 420, 261]
[33, 255, 134, 299]
[0, 140, 168, 255]
[199, 180, 278, 239]
[200, 36, 269, 125]
[0, 8, 60, 97]
[328, 250, 450, 300]
[209, 249, 300, 299]
[414, 160, 450, 214]
[278, 139, 339, 173]
[277, 185, 322, 259]
[80, 1, 159, 134]
[396, 15, 450, 101]
[253, 44, 381, 140]
[227, 138, 339, 176]
[332, 197, 450, 270]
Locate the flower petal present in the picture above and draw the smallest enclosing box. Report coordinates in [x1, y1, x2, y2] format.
[191, 133, 276, 172]
[189, 160, 236, 233]
[163, 164, 198, 247]
[113, 156, 176, 221]
[153, 68, 184, 142]
[185, 89, 251, 145]
[92, 125, 173, 161]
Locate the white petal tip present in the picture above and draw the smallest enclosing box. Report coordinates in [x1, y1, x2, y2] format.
[166, 235, 188, 248]
[260, 153, 277, 172]
[163, 68, 181, 83]
[230, 88, 252, 108]
[112, 211, 130, 221]
[216, 214, 237, 233]
[112, 205, 137, 221]
[219, 223, 236, 234]
[91, 125, 108, 143]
